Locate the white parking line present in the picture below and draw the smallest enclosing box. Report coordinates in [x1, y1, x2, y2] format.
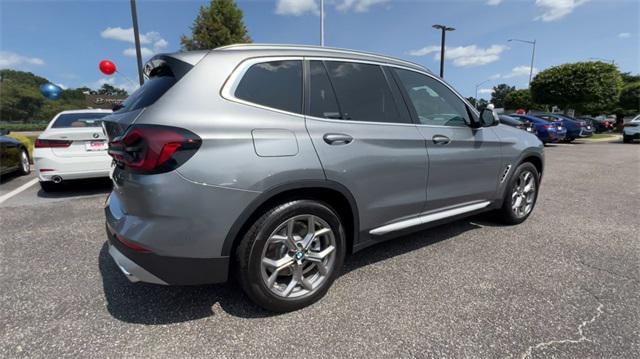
[0, 178, 38, 204]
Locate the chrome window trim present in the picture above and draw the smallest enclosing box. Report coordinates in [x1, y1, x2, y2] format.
[221, 56, 306, 118]
[221, 55, 478, 126]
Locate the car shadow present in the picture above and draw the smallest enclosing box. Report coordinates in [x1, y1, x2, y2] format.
[99, 217, 492, 324]
[37, 178, 112, 198]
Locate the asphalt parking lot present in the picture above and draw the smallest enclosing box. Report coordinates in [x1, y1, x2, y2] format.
[1, 140, 638, 358]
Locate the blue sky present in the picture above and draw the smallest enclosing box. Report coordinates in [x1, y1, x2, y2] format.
[1, 0, 638, 99]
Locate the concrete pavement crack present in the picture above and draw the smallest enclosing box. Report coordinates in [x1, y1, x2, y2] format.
[577, 257, 640, 284]
[520, 299, 605, 359]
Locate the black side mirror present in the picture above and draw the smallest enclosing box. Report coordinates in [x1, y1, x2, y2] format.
[479, 108, 499, 127]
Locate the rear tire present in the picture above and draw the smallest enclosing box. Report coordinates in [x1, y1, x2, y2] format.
[235, 200, 346, 312]
[495, 162, 540, 225]
[18, 149, 30, 175]
[39, 181, 57, 192]
[623, 134, 631, 143]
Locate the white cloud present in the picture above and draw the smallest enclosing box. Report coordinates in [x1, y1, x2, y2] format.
[123, 47, 154, 58]
[101, 27, 168, 59]
[335, 0, 390, 13]
[535, 0, 589, 22]
[618, 32, 631, 38]
[487, 0, 503, 5]
[489, 73, 502, 80]
[0, 51, 45, 69]
[478, 88, 493, 94]
[409, 44, 508, 67]
[503, 65, 539, 78]
[276, 0, 318, 15]
[275, 0, 388, 15]
[56, 83, 68, 90]
[408, 45, 441, 57]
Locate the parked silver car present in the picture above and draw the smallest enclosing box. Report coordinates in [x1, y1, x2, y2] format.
[623, 114, 640, 143]
[103, 44, 544, 312]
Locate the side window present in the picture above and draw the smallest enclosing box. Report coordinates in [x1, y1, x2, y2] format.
[393, 68, 470, 127]
[309, 61, 341, 119]
[234, 60, 302, 114]
[323, 61, 408, 124]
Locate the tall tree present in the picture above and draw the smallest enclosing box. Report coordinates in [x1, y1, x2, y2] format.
[504, 89, 538, 111]
[490, 84, 516, 108]
[530, 61, 622, 114]
[181, 0, 251, 51]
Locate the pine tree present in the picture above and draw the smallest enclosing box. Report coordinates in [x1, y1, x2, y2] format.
[181, 0, 251, 51]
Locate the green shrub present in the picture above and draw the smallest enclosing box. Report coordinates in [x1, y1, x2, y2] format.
[0, 123, 48, 131]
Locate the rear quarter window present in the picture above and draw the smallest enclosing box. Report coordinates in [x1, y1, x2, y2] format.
[234, 60, 303, 114]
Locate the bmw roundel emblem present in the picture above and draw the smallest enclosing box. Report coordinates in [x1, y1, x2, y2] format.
[93, 133, 100, 139]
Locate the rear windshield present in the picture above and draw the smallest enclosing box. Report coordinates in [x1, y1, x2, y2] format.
[52, 113, 109, 128]
[115, 75, 176, 113]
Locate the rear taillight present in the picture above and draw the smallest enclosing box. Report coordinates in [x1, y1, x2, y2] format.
[108, 124, 201, 174]
[115, 234, 152, 253]
[543, 124, 553, 129]
[34, 139, 72, 148]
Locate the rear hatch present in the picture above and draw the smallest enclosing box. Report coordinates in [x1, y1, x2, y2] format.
[102, 52, 205, 140]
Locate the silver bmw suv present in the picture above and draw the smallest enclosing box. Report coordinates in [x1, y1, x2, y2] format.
[103, 44, 543, 312]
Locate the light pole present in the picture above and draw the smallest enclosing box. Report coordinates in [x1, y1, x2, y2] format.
[432, 24, 455, 78]
[130, 0, 144, 85]
[589, 57, 615, 65]
[475, 79, 491, 108]
[508, 38, 536, 87]
[320, 0, 324, 46]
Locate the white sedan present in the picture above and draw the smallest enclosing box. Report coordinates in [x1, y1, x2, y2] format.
[34, 109, 112, 191]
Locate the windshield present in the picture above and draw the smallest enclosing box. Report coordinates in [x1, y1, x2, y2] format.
[52, 113, 109, 128]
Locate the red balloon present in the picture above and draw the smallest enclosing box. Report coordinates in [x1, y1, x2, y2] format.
[99, 60, 116, 75]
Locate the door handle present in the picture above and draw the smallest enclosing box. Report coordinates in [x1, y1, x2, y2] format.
[432, 135, 451, 145]
[323, 133, 353, 145]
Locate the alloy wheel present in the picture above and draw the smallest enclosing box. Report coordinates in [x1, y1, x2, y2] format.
[20, 150, 29, 173]
[260, 214, 336, 298]
[511, 170, 536, 218]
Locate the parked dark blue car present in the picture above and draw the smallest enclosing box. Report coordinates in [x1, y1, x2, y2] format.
[535, 113, 593, 142]
[511, 114, 567, 144]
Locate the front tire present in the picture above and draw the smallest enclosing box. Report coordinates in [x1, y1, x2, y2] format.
[496, 162, 540, 225]
[236, 200, 346, 312]
[623, 134, 631, 143]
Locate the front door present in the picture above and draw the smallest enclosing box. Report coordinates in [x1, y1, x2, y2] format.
[392, 67, 503, 212]
[304, 60, 428, 235]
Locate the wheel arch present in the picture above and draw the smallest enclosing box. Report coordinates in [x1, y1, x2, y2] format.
[221, 180, 360, 259]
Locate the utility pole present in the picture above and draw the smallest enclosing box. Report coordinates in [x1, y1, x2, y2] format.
[320, 0, 325, 46]
[130, 0, 144, 85]
[475, 79, 491, 108]
[508, 38, 536, 87]
[432, 24, 455, 78]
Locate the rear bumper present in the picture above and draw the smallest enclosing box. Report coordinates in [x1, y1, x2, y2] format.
[34, 148, 111, 181]
[106, 223, 229, 285]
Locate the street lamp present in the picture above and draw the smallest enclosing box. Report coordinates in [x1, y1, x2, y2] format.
[475, 79, 491, 107]
[432, 24, 455, 78]
[508, 38, 536, 87]
[320, 0, 325, 46]
[130, 0, 144, 85]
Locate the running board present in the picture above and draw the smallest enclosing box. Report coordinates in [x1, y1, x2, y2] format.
[369, 201, 491, 236]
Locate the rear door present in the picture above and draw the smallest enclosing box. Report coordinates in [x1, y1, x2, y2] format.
[304, 60, 428, 235]
[391, 67, 503, 212]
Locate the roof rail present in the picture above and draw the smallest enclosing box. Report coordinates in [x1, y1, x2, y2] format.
[215, 43, 430, 73]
